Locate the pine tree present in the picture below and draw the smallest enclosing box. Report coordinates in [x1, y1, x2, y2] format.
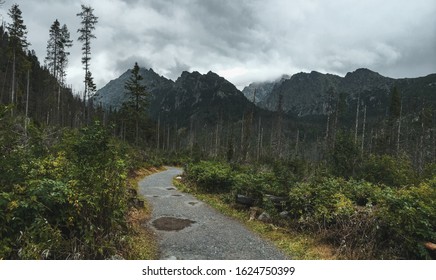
[45, 20, 73, 124]
[123, 62, 148, 143]
[7, 3, 30, 57]
[77, 4, 98, 104]
[46, 21, 72, 84]
[86, 71, 97, 96]
[6, 4, 29, 114]
[45, 20, 61, 79]
[58, 24, 73, 85]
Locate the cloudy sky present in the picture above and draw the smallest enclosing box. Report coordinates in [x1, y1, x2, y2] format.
[1, 0, 435, 92]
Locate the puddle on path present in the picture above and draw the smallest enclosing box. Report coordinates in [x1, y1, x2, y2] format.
[172, 194, 183, 197]
[152, 217, 196, 231]
[188, 202, 198, 206]
[166, 187, 176, 190]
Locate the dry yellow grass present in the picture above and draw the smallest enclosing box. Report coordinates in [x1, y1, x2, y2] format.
[122, 208, 159, 259]
[121, 166, 166, 259]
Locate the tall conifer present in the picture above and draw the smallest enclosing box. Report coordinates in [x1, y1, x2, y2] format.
[123, 62, 148, 143]
[77, 5, 98, 106]
[6, 4, 29, 114]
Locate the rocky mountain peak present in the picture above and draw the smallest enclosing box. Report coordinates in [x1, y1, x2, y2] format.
[344, 68, 384, 80]
[94, 66, 435, 126]
[93, 67, 174, 109]
[341, 68, 392, 95]
[242, 74, 292, 104]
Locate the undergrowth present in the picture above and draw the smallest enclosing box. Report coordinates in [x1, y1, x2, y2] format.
[182, 160, 436, 260]
[173, 178, 335, 260]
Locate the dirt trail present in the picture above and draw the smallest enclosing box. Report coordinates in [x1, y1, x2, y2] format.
[138, 167, 288, 260]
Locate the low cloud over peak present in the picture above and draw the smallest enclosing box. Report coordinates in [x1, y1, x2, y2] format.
[3, 0, 435, 91]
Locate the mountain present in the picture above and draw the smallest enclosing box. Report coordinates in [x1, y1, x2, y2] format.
[245, 68, 435, 118]
[92, 68, 174, 110]
[93, 69, 257, 126]
[260, 71, 342, 116]
[155, 70, 255, 125]
[242, 74, 290, 105]
[95, 67, 435, 129]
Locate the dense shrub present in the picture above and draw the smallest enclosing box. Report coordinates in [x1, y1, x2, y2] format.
[329, 132, 361, 178]
[182, 159, 435, 259]
[231, 172, 274, 205]
[359, 154, 416, 187]
[185, 161, 233, 192]
[287, 176, 436, 259]
[288, 178, 356, 230]
[271, 158, 308, 189]
[0, 121, 133, 259]
[376, 182, 436, 259]
[185, 162, 284, 204]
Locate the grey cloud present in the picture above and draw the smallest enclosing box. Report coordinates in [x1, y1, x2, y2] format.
[166, 59, 190, 81]
[116, 55, 152, 73]
[2, 0, 436, 91]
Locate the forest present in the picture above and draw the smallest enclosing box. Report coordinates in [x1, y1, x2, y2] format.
[0, 3, 434, 260]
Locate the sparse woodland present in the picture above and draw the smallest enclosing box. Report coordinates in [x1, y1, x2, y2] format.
[0, 3, 434, 260]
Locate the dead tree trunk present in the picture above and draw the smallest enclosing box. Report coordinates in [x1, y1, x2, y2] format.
[354, 94, 360, 144]
[361, 105, 367, 156]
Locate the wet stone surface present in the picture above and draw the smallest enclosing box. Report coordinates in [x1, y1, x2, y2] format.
[152, 217, 196, 231]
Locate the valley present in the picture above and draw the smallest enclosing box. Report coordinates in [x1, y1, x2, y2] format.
[0, 1, 435, 261]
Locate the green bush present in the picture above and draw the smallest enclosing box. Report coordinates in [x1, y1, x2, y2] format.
[288, 178, 380, 257]
[360, 154, 416, 187]
[185, 161, 285, 204]
[183, 158, 435, 259]
[329, 132, 361, 178]
[288, 177, 356, 230]
[376, 182, 436, 259]
[271, 158, 308, 190]
[231, 172, 270, 205]
[0, 121, 132, 259]
[341, 179, 382, 207]
[287, 176, 436, 259]
[185, 161, 233, 192]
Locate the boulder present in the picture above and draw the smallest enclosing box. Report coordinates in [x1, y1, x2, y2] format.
[128, 197, 145, 209]
[279, 211, 290, 218]
[249, 207, 263, 221]
[258, 211, 271, 223]
[264, 194, 287, 209]
[235, 194, 255, 207]
[127, 188, 137, 196]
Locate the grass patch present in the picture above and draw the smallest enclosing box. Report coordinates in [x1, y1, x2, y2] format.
[122, 208, 158, 259]
[122, 167, 166, 259]
[173, 179, 335, 260]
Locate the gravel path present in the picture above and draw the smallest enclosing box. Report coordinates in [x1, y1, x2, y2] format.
[138, 167, 289, 260]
